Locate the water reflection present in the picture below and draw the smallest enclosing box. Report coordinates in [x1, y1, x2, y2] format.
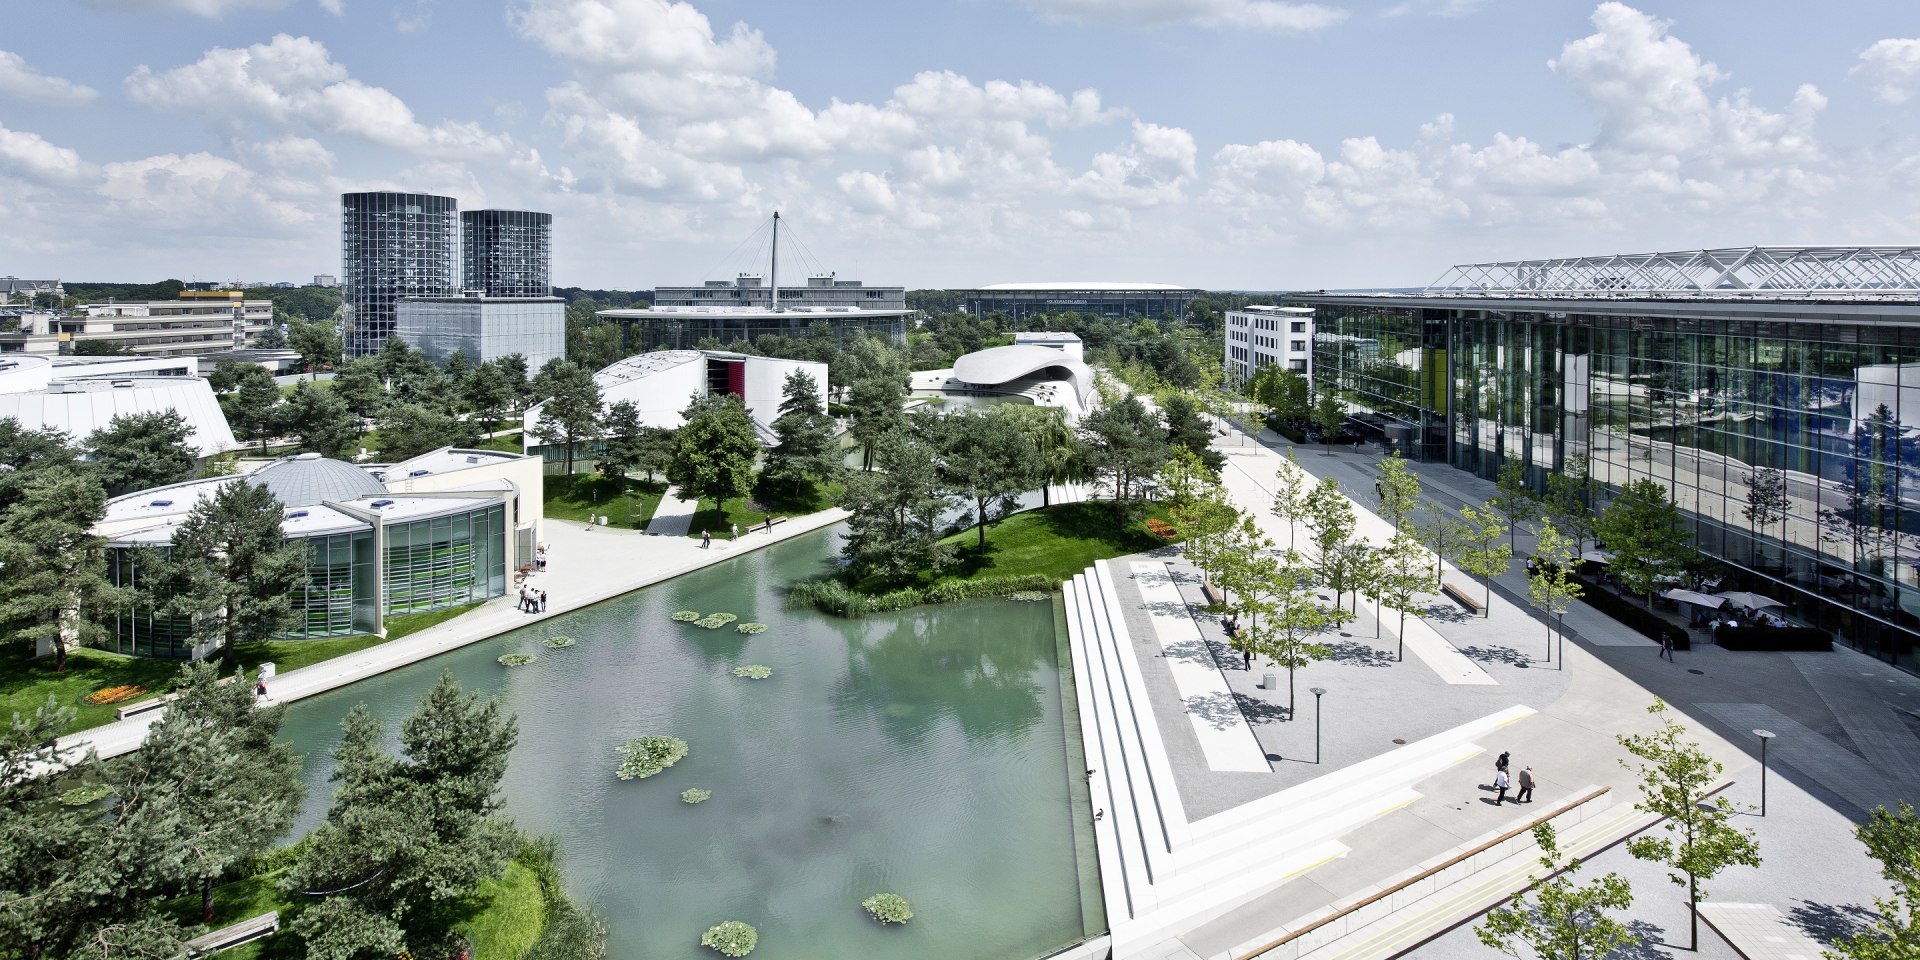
[835, 605, 1050, 751]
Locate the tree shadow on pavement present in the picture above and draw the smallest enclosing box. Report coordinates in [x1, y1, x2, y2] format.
[1328, 640, 1395, 667]
[1611, 919, 1677, 959]
[1787, 899, 1879, 945]
[1234, 691, 1292, 724]
[1456, 645, 1534, 668]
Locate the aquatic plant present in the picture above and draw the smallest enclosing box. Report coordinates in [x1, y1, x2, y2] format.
[735, 622, 767, 634]
[1007, 591, 1051, 602]
[615, 736, 688, 780]
[862, 892, 913, 925]
[695, 612, 739, 629]
[498, 653, 537, 667]
[672, 610, 701, 622]
[681, 788, 712, 804]
[700, 921, 757, 957]
[543, 636, 576, 649]
[731, 664, 773, 680]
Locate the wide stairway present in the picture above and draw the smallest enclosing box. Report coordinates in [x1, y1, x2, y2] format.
[1064, 560, 1540, 960]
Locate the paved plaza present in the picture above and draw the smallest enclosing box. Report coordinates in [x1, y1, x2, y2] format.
[1070, 413, 1920, 960]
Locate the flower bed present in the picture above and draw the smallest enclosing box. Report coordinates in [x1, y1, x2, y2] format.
[83, 685, 148, 705]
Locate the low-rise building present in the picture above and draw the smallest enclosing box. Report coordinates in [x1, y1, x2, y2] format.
[964, 282, 1197, 323]
[1012, 331, 1085, 362]
[0, 277, 64, 304]
[393, 294, 565, 370]
[0, 292, 271, 357]
[654, 273, 906, 311]
[1225, 305, 1315, 382]
[0, 355, 236, 456]
[98, 448, 542, 657]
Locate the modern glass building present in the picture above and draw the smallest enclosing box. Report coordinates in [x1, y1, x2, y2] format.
[342, 191, 459, 358]
[964, 283, 1197, 323]
[1295, 246, 1920, 674]
[394, 296, 566, 370]
[100, 450, 536, 658]
[462, 209, 552, 298]
[596, 305, 910, 352]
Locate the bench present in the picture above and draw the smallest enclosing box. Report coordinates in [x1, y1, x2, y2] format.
[1201, 582, 1226, 606]
[185, 910, 279, 954]
[1442, 581, 1485, 615]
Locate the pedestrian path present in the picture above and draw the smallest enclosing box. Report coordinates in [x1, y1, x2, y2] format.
[1130, 561, 1271, 773]
[1698, 903, 1828, 960]
[645, 485, 698, 536]
[1220, 454, 1496, 687]
[1694, 701, 1910, 816]
[1789, 651, 1920, 788]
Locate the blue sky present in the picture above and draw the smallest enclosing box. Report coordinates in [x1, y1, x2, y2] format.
[2, 0, 1917, 290]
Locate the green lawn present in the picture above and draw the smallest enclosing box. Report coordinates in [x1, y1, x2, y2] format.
[928, 501, 1172, 586]
[476, 431, 524, 453]
[2, 601, 484, 736]
[545, 472, 666, 531]
[455, 860, 546, 960]
[689, 479, 840, 538]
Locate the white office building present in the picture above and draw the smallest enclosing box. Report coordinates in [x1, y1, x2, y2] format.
[1225, 305, 1314, 383]
[0, 293, 272, 358]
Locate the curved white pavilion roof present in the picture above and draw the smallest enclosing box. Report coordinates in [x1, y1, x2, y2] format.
[951, 344, 1094, 405]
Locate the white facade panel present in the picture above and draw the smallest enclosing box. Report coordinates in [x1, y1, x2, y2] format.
[1226, 306, 1315, 384]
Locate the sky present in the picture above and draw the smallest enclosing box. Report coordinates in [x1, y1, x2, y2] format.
[2, 0, 1918, 291]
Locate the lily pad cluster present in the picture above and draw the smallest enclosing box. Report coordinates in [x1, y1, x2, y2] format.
[735, 622, 767, 635]
[543, 636, 576, 649]
[615, 736, 689, 780]
[681, 788, 712, 804]
[695, 612, 739, 630]
[701, 921, 758, 957]
[731, 664, 773, 680]
[497, 653, 537, 667]
[672, 610, 701, 622]
[59, 784, 112, 807]
[1007, 591, 1051, 603]
[862, 892, 914, 925]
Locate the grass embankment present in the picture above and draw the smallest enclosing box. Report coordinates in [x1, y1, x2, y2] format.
[544, 473, 666, 530]
[689, 479, 841, 538]
[794, 501, 1174, 616]
[0, 602, 483, 736]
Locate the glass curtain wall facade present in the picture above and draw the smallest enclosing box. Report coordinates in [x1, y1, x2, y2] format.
[462, 210, 552, 297]
[105, 547, 196, 659]
[382, 503, 507, 615]
[964, 288, 1197, 323]
[291, 531, 378, 637]
[1305, 296, 1920, 674]
[342, 192, 459, 358]
[614, 313, 907, 352]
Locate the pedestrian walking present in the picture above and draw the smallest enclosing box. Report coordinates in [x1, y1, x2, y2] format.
[256, 679, 268, 700]
[1495, 750, 1510, 774]
[1516, 766, 1535, 803]
[1494, 768, 1510, 804]
[701, 530, 711, 549]
[731, 522, 740, 540]
[539, 590, 548, 613]
[1659, 634, 1675, 661]
[763, 516, 773, 534]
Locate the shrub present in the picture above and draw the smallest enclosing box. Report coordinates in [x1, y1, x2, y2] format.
[735, 622, 767, 634]
[672, 610, 701, 622]
[498, 653, 537, 667]
[862, 892, 913, 925]
[788, 574, 1057, 616]
[732, 664, 773, 679]
[696, 612, 739, 630]
[519, 836, 611, 960]
[543, 636, 576, 649]
[700, 921, 758, 957]
[1008, 591, 1050, 602]
[59, 783, 111, 806]
[615, 736, 689, 780]
[681, 788, 712, 804]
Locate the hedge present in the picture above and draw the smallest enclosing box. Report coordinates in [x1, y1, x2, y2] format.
[1713, 626, 1832, 652]
[1569, 574, 1689, 649]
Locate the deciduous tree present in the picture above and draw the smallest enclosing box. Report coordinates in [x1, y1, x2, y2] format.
[1488, 458, 1539, 552]
[836, 428, 956, 583]
[667, 394, 761, 508]
[1826, 801, 1920, 960]
[1006, 405, 1088, 507]
[1310, 391, 1346, 456]
[1596, 478, 1695, 607]
[1376, 452, 1421, 532]
[1526, 522, 1583, 667]
[1376, 533, 1430, 661]
[1459, 504, 1513, 615]
[1474, 822, 1638, 960]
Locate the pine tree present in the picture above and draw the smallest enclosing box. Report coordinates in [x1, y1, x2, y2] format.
[836, 428, 956, 583]
[85, 410, 196, 496]
[284, 380, 360, 459]
[533, 360, 604, 475]
[164, 479, 308, 671]
[938, 410, 1040, 552]
[0, 468, 119, 671]
[762, 370, 839, 496]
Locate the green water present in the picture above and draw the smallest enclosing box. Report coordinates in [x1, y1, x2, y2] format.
[276, 526, 1103, 960]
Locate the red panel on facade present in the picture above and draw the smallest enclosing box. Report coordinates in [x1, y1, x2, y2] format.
[725, 360, 745, 399]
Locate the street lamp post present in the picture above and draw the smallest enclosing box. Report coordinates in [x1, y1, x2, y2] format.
[1753, 729, 1776, 816]
[1310, 687, 1327, 765]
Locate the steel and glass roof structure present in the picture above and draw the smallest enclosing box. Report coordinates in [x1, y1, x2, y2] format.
[1424, 246, 1920, 298]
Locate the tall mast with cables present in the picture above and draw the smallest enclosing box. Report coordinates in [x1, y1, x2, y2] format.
[769, 211, 780, 313]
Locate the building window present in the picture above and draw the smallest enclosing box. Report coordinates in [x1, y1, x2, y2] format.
[1292, 322, 1306, 333]
[1292, 340, 1306, 352]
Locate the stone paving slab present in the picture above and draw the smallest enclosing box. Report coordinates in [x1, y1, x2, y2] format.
[1699, 904, 1828, 960]
[1130, 561, 1272, 773]
[643, 484, 698, 536]
[1788, 651, 1920, 789]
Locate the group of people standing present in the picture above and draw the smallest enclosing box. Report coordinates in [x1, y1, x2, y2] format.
[1491, 750, 1535, 805]
[519, 585, 547, 614]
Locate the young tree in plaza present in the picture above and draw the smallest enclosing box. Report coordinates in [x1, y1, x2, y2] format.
[1826, 801, 1920, 960]
[762, 370, 840, 497]
[1596, 477, 1695, 607]
[1474, 822, 1638, 960]
[667, 394, 760, 507]
[287, 671, 520, 958]
[1488, 459, 1540, 552]
[85, 410, 196, 496]
[1375, 451, 1422, 532]
[1323, 537, 1376, 615]
[1310, 391, 1346, 456]
[1526, 522, 1584, 667]
[1300, 476, 1357, 576]
[1544, 453, 1601, 555]
[1271, 449, 1308, 551]
[0, 468, 118, 671]
[1376, 533, 1431, 661]
[836, 428, 956, 583]
[1414, 508, 1473, 588]
[284, 380, 361, 459]
[1213, 519, 1282, 670]
[1162, 450, 1240, 600]
[1264, 558, 1340, 717]
[1458, 504, 1513, 615]
[533, 360, 604, 476]
[164, 478, 308, 671]
[1617, 698, 1762, 953]
[939, 410, 1041, 552]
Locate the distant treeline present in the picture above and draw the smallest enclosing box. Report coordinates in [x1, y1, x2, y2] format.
[58, 280, 341, 324]
[555, 286, 651, 308]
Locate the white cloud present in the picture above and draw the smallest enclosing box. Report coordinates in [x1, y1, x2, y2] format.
[393, 0, 432, 32]
[319, 0, 344, 13]
[0, 52, 100, 106]
[1853, 39, 1920, 105]
[1382, 0, 1487, 17]
[237, 136, 336, 171]
[1072, 122, 1197, 207]
[126, 34, 515, 158]
[1549, 3, 1823, 164]
[0, 124, 92, 184]
[1022, 0, 1347, 31]
[78, 0, 292, 15]
[509, 0, 775, 76]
